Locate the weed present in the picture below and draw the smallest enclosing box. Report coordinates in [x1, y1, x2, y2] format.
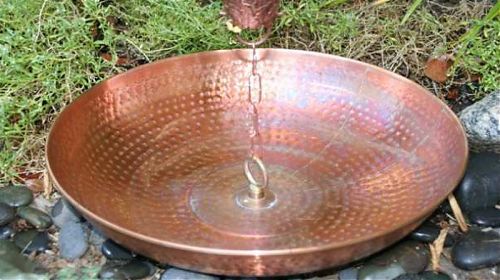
[454, 2, 500, 98]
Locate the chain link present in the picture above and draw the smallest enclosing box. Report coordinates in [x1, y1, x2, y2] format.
[244, 43, 268, 194]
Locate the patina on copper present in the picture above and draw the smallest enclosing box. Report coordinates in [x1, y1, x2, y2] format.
[223, 0, 280, 29]
[46, 49, 468, 276]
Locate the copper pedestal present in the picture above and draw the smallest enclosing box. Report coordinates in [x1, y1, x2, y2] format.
[46, 49, 468, 276]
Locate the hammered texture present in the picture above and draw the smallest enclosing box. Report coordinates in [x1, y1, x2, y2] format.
[224, 0, 280, 29]
[46, 49, 468, 276]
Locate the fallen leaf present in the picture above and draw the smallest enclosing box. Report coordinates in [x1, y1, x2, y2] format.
[18, 172, 43, 181]
[424, 54, 453, 83]
[446, 87, 459, 100]
[100, 52, 129, 65]
[470, 74, 481, 82]
[100, 52, 112, 62]
[226, 20, 242, 33]
[116, 56, 129, 65]
[25, 179, 44, 193]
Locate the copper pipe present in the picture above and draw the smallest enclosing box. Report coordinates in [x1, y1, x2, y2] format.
[223, 0, 280, 30]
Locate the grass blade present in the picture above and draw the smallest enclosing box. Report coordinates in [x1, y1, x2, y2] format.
[459, 1, 500, 45]
[401, 0, 424, 25]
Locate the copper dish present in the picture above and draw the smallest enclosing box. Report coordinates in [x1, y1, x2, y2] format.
[46, 49, 468, 276]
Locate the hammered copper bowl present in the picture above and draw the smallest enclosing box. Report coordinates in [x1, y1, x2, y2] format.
[46, 49, 467, 276]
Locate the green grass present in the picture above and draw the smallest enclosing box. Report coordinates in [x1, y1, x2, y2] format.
[0, 0, 496, 181]
[1, 0, 120, 179]
[401, 0, 424, 25]
[455, 1, 500, 98]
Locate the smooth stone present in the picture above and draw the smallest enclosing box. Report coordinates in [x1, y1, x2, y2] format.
[101, 239, 133, 260]
[161, 268, 220, 280]
[99, 260, 155, 279]
[454, 152, 500, 213]
[118, 260, 155, 279]
[0, 240, 40, 275]
[369, 240, 430, 273]
[0, 225, 15, 239]
[0, 239, 20, 254]
[98, 263, 127, 280]
[0, 269, 47, 280]
[31, 196, 54, 214]
[468, 208, 500, 227]
[439, 252, 497, 280]
[393, 273, 422, 280]
[438, 251, 497, 280]
[58, 220, 88, 260]
[418, 271, 451, 280]
[410, 224, 455, 247]
[451, 229, 500, 270]
[51, 198, 81, 228]
[358, 263, 405, 280]
[338, 267, 358, 280]
[14, 230, 50, 254]
[0, 202, 15, 226]
[394, 271, 451, 280]
[17, 207, 52, 229]
[87, 223, 106, 246]
[0, 185, 33, 207]
[459, 90, 500, 151]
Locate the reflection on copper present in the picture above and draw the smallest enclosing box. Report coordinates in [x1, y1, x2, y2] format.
[46, 49, 468, 276]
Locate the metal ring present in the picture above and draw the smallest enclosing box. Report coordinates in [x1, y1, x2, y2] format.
[236, 28, 273, 47]
[244, 155, 268, 189]
[248, 73, 262, 105]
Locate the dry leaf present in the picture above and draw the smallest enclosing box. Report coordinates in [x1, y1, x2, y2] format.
[18, 172, 42, 181]
[25, 179, 44, 193]
[424, 54, 453, 83]
[470, 74, 481, 82]
[116, 56, 129, 65]
[100, 52, 112, 62]
[100, 52, 129, 65]
[226, 20, 242, 33]
[446, 87, 459, 100]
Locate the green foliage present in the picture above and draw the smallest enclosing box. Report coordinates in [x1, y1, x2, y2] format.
[114, 0, 236, 58]
[461, 20, 499, 96]
[456, 2, 500, 97]
[55, 266, 100, 280]
[0, 0, 120, 178]
[401, 0, 424, 25]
